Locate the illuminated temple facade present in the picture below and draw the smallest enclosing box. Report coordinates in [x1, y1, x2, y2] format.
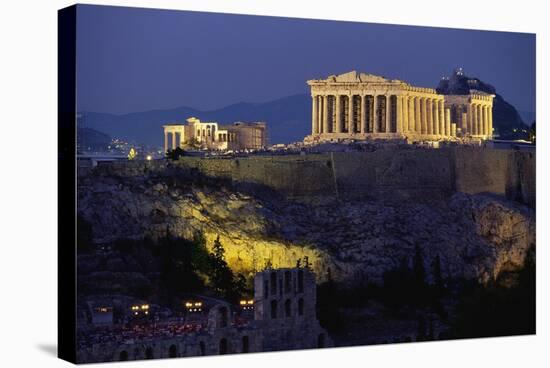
[306, 71, 494, 142]
[164, 117, 267, 152]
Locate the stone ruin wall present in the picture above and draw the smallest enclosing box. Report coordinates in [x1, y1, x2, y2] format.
[90, 147, 535, 207]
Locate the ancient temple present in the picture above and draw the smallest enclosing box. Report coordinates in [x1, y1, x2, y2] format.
[306, 71, 494, 142]
[163, 117, 268, 152]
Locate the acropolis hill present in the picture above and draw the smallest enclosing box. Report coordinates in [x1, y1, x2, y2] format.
[78, 145, 535, 287]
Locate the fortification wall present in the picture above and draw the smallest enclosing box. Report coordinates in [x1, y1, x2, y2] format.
[90, 147, 535, 207]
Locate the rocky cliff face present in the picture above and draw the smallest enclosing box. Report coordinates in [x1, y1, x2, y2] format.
[78, 168, 535, 287]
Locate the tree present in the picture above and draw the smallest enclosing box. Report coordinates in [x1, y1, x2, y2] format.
[128, 147, 137, 160]
[529, 121, 536, 143]
[209, 236, 242, 302]
[303, 256, 311, 269]
[77, 215, 94, 253]
[432, 254, 444, 296]
[416, 315, 427, 342]
[413, 244, 426, 288]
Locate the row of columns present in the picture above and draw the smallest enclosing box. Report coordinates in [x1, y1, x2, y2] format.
[466, 103, 492, 137]
[164, 131, 182, 152]
[312, 94, 456, 137]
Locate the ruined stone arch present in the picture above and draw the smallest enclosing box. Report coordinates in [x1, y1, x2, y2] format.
[219, 338, 228, 355]
[242, 335, 249, 353]
[118, 350, 128, 361]
[199, 341, 206, 356]
[318, 333, 326, 348]
[270, 299, 278, 319]
[298, 298, 304, 316]
[285, 299, 292, 317]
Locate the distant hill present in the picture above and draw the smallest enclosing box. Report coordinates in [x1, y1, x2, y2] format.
[81, 94, 311, 146]
[77, 127, 111, 152]
[436, 69, 530, 139]
[518, 110, 536, 126]
[82, 73, 530, 146]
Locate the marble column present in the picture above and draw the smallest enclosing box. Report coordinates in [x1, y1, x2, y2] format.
[414, 97, 421, 133]
[403, 96, 410, 132]
[171, 131, 176, 149]
[164, 131, 168, 153]
[434, 99, 441, 135]
[483, 105, 489, 137]
[421, 97, 428, 134]
[410, 96, 415, 132]
[472, 104, 478, 135]
[317, 95, 323, 133]
[335, 95, 341, 133]
[445, 108, 451, 136]
[372, 95, 378, 133]
[348, 95, 354, 134]
[488, 105, 493, 138]
[451, 123, 457, 137]
[360, 95, 366, 134]
[385, 95, 391, 133]
[311, 95, 318, 134]
[322, 95, 329, 134]
[427, 98, 433, 135]
[461, 113, 468, 136]
[439, 100, 445, 136]
[477, 104, 483, 136]
[397, 95, 403, 133]
[466, 104, 473, 136]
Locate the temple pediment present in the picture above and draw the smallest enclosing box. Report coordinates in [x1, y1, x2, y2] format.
[327, 70, 390, 83]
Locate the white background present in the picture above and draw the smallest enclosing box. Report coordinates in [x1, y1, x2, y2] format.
[0, 0, 547, 367]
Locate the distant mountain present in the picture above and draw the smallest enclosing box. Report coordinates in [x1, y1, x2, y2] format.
[81, 94, 311, 146]
[83, 72, 530, 146]
[77, 127, 111, 152]
[436, 69, 529, 139]
[518, 110, 536, 126]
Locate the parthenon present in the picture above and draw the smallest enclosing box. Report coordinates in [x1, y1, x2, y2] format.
[306, 71, 494, 142]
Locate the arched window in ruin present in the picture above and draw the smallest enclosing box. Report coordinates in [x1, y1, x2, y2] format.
[298, 270, 304, 293]
[119, 350, 128, 361]
[270, 272, 277, 295]
[219, 306, 228, 328]
[298, 298, 304, 316]
[145, 347, 154, 359]
[219, 338, 228, 355]
[285, 299, 292, 317]
[242, 336, 249, 353]
[270, 299, 278, 319]
[199, 341, 205, 356]
[318, 333, 326, 348]
[284, 271, 291, 293]
[169, 344, 177, 358]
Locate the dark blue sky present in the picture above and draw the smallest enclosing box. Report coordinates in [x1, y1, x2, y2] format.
[76, 4, 536, 115]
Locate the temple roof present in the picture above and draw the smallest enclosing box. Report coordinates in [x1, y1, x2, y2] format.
[309, 70, 403, 84]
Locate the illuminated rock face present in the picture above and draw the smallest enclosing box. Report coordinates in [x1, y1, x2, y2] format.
[78, 165, 534, 286]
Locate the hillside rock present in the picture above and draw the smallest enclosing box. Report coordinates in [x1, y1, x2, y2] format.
[78, 172, 535, 286]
